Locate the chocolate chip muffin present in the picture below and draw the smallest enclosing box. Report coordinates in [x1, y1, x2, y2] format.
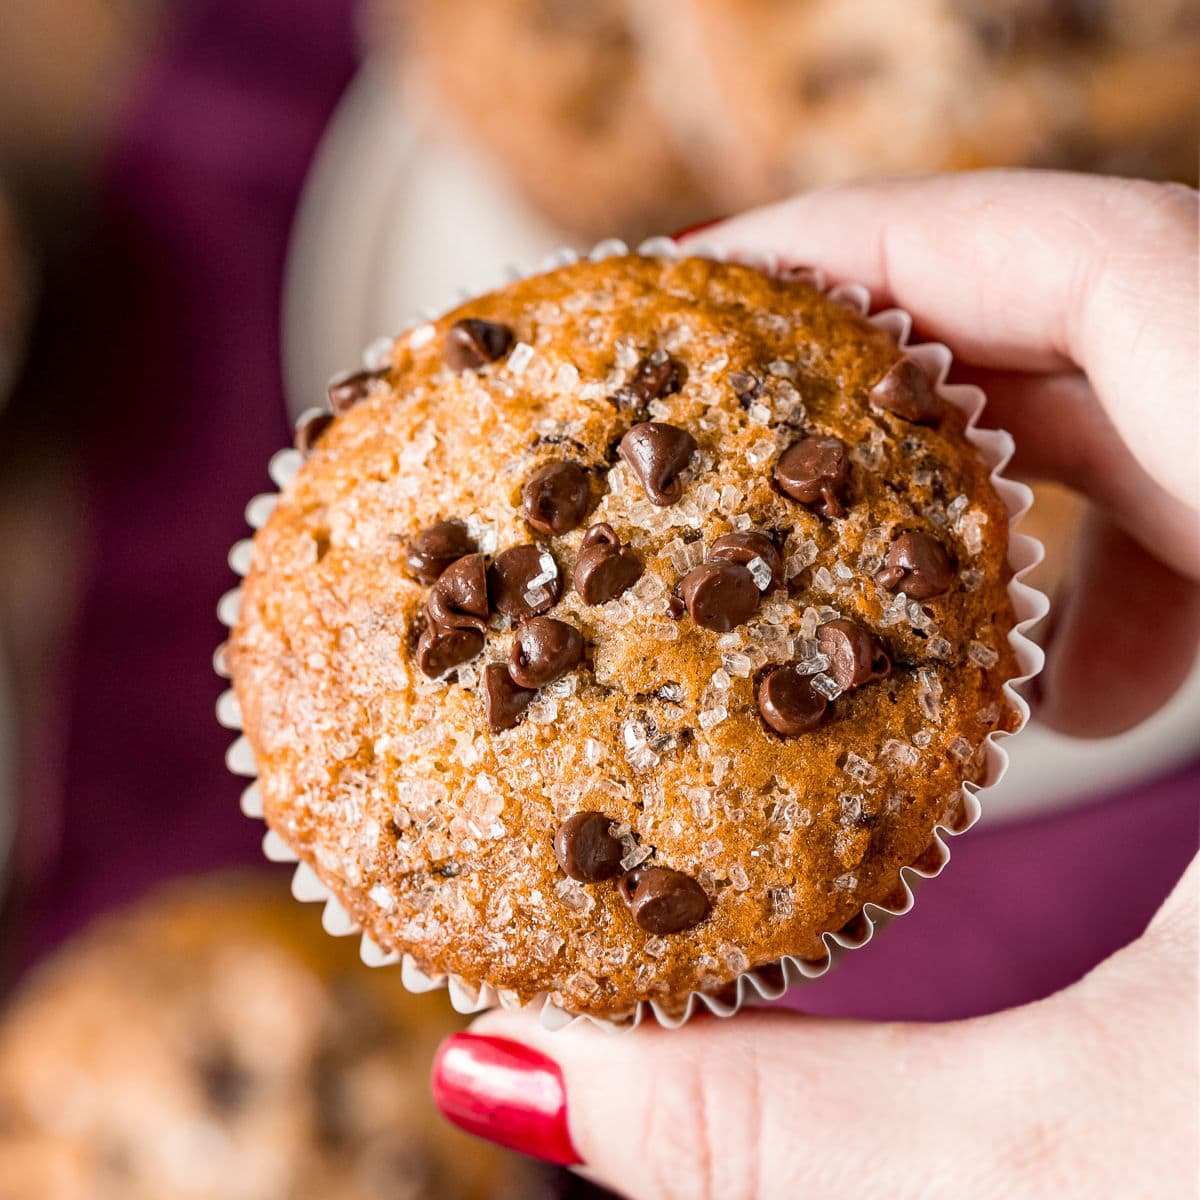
[396, 0, 709, 240]
[388, 0, 1197, 241]
[228, 252, 1025, 1021]
[0, 876, 532, 1200]
[645, 0, 1200, 209]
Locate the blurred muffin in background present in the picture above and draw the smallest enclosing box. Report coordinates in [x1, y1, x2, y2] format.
[635, 0, 1200, 214]
[383, 0, 1198, 240]
[0, 876, 536, 1200]
[393, 0, 711, 240]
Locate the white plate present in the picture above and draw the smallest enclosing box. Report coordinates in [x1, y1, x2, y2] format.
[283, 64, 1200, 825]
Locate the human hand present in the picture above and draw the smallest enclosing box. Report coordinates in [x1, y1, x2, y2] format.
[703, 171, 1200, 740]
[430, 173, 1200, 1198]
[434, 855, 1195, 1199]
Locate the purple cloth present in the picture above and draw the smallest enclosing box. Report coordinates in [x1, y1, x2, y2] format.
[9, 0, 359, 966]
[8, 0, 1199, 1027]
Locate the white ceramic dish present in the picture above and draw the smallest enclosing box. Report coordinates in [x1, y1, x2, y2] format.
[282, 63, 1200, 825]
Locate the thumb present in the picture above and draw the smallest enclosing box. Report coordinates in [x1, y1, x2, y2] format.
[432, 1003, 1030, 1199]
[432, 860, 1199, 1198]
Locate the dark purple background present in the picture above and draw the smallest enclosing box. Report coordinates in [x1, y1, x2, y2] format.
[5, 0, 1197, 1027]
[6, 0, 357, 963]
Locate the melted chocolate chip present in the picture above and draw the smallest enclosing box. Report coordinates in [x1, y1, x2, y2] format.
[617, 422, 697, 505]
[522, 461, 591, 535]
[415, 624, 485, 678]
[868, 358, 943, 425]
[488, 544, 562, 620]
[618, 867, 711, 935]
[328, 368, 387, 414]
[553, 811, 624, 882]
[294, 411, 334, 455]
[482, 663, 536, 732]
[426, 553, 489, 632]
[775, 436, 850, 518]
[757, 666, 828, 737]
[445, 318, 514, 371]
[510, 617, 584, 687]
[678, 561, 761, 632]
[581, 522, 618, 549]
[574, 525, 643, 605]
[875, 531, 955, 599]
[817, 619, 891, 693]
[708, 531, 783, 590]
[405, 519, 477, 585]
[610, 351, 686, 415]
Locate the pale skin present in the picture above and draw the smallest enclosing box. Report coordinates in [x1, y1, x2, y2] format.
[468, 172, 1200, 1199]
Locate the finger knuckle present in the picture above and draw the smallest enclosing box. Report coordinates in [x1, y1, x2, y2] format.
[639, 1042, 766, 1200]
[1121, 178, 1198, 243]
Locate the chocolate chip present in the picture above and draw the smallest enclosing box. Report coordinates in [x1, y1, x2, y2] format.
[426, 553, 489, 632]
[817, 619, 891, 692]
[328, 368, 387, 414]
[617, 422, 697, 505]
[415, 624, 484, 678]
[201, 1050, 252, 1115]
[610, 351, 686, 415]
[553, 811, 624, 882]
[757, 667, 828, 736]
[868, 358, 943, 426]
[574, 525, 643, 605]
[482, 663, 536, 732]
[522, 461, 591, 535]
[708, 531, 783, 590]
[510, 617, 584, 687]
[678, 561, 760, 632]
[875, 531, 955, 599]
[581, 522, 619, 549]
[799, 50, 882, 104]
[405, 519, 477, 584]
[953, 0, 1101, 55]
[618, 867, 711, 935]
[445, 318, 514, 371]
[728, 371, 762, 409]
[488, 544, 561, 620]
[775, 436, 850, 518]
[294, 411, 334, 455]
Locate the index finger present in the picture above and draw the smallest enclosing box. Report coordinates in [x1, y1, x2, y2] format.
[694, 170, 1199, 511]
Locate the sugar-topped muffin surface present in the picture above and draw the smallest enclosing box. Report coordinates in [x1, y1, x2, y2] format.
[230, 255, 1020, 1018]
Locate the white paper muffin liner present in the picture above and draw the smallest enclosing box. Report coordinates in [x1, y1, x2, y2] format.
[216, 236, 1049, 1032]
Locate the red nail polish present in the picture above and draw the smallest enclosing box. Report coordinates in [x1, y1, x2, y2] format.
[432, 1033, 582, 1166]
[669, 217, 723, 239]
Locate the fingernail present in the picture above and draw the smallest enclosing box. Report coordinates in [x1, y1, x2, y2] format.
[432, 1033, 582, 1166]
[670, 216, 723, 239]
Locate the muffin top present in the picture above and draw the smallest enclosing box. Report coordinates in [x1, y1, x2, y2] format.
[229, 254, 1020, 1019]
[0, 877, 527, 1200]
